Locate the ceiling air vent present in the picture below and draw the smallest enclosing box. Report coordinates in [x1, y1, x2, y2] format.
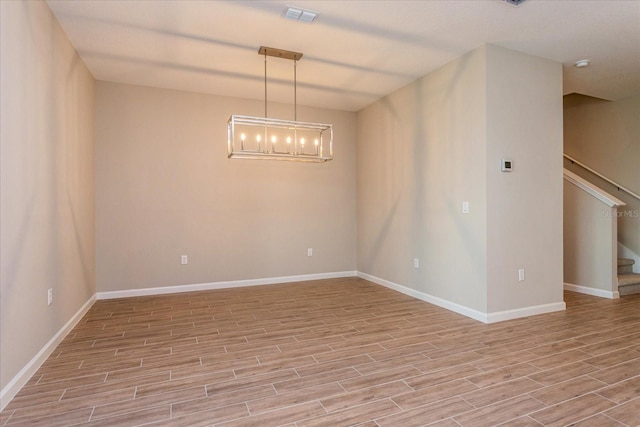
[282, 6, 318, 23]
[504, 0, 528, 6]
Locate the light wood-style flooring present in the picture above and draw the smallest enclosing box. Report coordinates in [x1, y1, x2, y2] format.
[2, 277, 640, 426]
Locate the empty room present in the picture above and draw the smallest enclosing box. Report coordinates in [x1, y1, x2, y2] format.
[1, 0, 640, 425]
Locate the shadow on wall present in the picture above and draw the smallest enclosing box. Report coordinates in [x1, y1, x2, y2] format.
[359, 94, 404, 274]
[362, 51, 486, 293]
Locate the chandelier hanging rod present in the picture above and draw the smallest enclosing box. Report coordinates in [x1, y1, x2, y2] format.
[258, 46, 303, 121]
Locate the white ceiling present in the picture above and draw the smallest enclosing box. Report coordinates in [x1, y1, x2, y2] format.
[47, 0, 640, 112]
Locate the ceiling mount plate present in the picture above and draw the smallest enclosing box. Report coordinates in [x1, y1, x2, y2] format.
[504, 0, 528, 5]
[258, 46, 303, 61]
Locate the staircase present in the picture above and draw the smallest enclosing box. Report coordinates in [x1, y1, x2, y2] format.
[618, 258, 640, 295]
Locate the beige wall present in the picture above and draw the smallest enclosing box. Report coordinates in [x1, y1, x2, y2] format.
[485, 45, 564, 313]
[357, 44, 564, 318]
[1, 0, 95, 393]
[565, 95, 639, 195]
[357, 47, 488, 313]
[563, 180, 617, 293]
[95, 82, 356, 292]
[564, 95, 640, 259]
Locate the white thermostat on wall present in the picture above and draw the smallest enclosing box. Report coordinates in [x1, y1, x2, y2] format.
[501, 159, 513, 172]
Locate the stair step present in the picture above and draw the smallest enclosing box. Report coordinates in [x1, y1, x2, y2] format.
[617, 258, 635, 275]
[618, 258, 635, 267]
[618, 273, 640, 296]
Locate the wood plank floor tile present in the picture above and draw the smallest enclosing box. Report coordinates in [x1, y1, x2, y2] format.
[4, 389, 64, 411]
[353, 353, 429, 376]
[2, 280, 640, 426]
[18, 372, 108, 394]
[526, 361, 599, 386]
[584, 347, 640, 368]
[312, 344, 385, 363]
[529, 393, 617, 426]
[528, 375, 608, 405]
[528, 339, 588, 356]
[179, 357, 257, 377]
[412, 351, 485, 373]
[337, 365, 421, 392]
[4, 407, 93, 426]
[150, 403, 250, 427]
[135, 370, 234, 398]
[84, 406, 171, 426]
[319, 381, 413, 413]
[496, 416, 545, 426]
[580, 334, 640, 356]
[206, 369, 299, 396]
[91, 387, 204, 419]
[104, 366, 171, 383]
[247, 382, 344, 414]
[569, 413, 627, 426]
[273, 367, 361, 394]
[461, 377, 543, 408]
[405, 364, 482, 389]
[453, 395, 546, 427]
[588, 358, 640, 385]
[54, 382, 133, 405]
[172, 384, 273, 418]
[392, 379, 479, 410]
[602, 396, 640, 426]
[595, 375, 640, 404]
[296, 398, 400, 427]
[465, 362, 539, 388]
[469, 350, 538, 371]
[257, 344, 334, 363]
[217, 401, 326, 427]
[291, 355, 373, 378]
[374, 397, 474, 427]
[528, 349, 591, 370]
[234, 356, 317, 378]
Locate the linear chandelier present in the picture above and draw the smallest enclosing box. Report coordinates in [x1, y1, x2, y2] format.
[227, 46, 333, 162]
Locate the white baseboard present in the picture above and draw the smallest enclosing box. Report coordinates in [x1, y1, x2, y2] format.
[357, 272, 489, 323]
[486, 301, 567, 323]
[0, 295, 96, 412]
[357, 272, 566, 324]
[564, 282, 620, 299]
[96, 271, 357, 300]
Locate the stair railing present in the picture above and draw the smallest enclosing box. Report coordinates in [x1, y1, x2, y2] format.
[564, 153, 640, 201]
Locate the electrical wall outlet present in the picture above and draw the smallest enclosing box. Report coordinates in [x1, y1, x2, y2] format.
[462, 201, 470, 214]
[181, 255, 188, 265]
[48, 288, 53, 306]
[307, 248, 313, 257]
[518, 268, 525, 282]
[413, 258, 420, 269]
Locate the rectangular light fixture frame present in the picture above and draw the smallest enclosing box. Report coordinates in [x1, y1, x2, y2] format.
[228, 115, 333, 162]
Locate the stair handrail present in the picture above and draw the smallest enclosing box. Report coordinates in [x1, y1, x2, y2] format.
[563, 153, 640, 201]
[563, 169, 625, 207]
